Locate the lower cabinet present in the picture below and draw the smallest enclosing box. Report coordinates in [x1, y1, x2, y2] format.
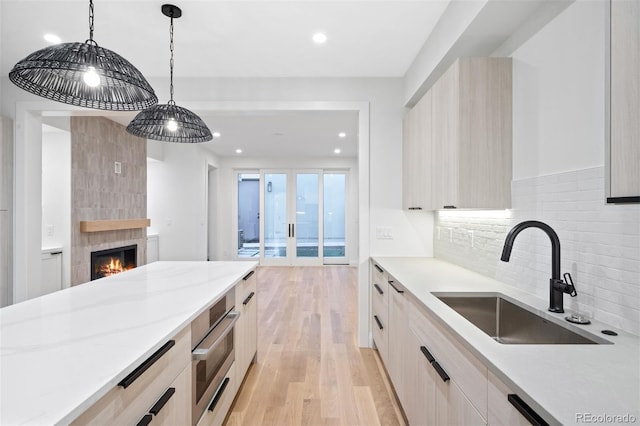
[235, 270, 258, 379]
[143, 365, 191, 426]
[196, 362, 237, 426]
[488, 371, 545, 426]
[436, 378, 486, 426]
[71, 327, 192, 425]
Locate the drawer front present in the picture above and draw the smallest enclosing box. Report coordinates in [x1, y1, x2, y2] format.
[196, 362, 238, 426]
[372, 310, 388, 364]
[72, 326, 191, 425]
[409, 300, 488, 420]
[235, 268, 257, 309]
[371, 262, 388, 302]
[488, 371, 538, 426]
[143, 364, 191, 426]
[371, 281, 388, 326]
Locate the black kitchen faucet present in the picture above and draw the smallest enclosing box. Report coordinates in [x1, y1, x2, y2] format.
[500, 220, 577, 313]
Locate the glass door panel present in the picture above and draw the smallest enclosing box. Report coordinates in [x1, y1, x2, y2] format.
[295, 173, 320, 259]
[237, 173, 260, 258]
[263, 173, 288, 259]
[323, 172, 347, 264]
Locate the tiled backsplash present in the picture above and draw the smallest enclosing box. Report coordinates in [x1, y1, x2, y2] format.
[70, 117, 147, 285]
[434, 167, 640, 335]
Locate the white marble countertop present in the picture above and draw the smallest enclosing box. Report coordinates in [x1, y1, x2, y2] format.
[0, 260, 258, 425]
[372, 256, 640, 426]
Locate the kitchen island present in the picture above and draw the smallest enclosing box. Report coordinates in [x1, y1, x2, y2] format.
[0, 261, 258, 425]
[371, 257, 640, 426]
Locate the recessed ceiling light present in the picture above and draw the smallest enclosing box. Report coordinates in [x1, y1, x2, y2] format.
[334, 148, 341, 154]
[338, 132, 346, 138]
[43, 33, 61, 44]
[235, 149, 242, 154]
[313, 33, 327, 44]
[212, 131, 221, 138]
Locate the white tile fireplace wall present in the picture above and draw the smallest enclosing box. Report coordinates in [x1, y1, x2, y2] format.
[70, 117, 147, 285]
[434, 167, 640, 336]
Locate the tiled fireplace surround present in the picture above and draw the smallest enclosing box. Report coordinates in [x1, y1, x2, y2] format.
[70, 117, 147, 285]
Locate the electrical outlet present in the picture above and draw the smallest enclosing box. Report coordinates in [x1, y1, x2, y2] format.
[114, 162, 122, 174]
[384, 227, 393, 239]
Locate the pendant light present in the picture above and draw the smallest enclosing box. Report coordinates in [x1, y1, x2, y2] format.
[9, 0, 157, 111]
[126, 4, 212, 143]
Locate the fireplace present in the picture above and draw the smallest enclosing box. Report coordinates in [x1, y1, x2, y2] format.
[91, 245, 137, 280]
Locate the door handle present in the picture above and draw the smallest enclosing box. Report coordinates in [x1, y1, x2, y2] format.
[288, 224, 291, 238]
[292, 224, 295, 238]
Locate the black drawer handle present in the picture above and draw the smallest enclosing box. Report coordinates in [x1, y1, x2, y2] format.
[431, 361, 450, 382]
[243, 291, 255, 305]
[443, 205, 457, 209]
[373, 315, 384, 330]
[208, 377, 231, 411]
[149, 387, 175, 415]
[243, 270, 255, 280]
[508, 394, 549, 426]
[374, 264, 383, 273]
[419, 346, 435, 363]
[119, 340, 175, 388]
[408, 207, 423, 210]
[373, 284, 384, 295]
[136, 414, 153, 426]
[388, 280, 404, 294]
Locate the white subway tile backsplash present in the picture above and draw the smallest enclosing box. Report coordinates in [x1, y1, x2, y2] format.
[434, 167, 640, 336]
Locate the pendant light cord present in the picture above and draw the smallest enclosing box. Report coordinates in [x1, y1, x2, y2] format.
[87, 0, 97, 46]
[168, 14, 175, 105]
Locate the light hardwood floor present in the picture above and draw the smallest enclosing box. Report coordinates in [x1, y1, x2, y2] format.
[225, 266, 405, 426]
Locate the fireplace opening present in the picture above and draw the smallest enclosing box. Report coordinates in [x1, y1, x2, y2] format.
[91, 245, 137, 280]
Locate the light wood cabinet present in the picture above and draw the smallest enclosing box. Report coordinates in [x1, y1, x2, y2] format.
[371, 262, 389, 364]
[405, 327, 437, 425]
[387, 276, 412, 407]
[72, 327, 192, 425]
[488, 371, 544, 426]
[403, 90, 433, 210]
[609, 0, 640, 200]
[144, 364, 191, 426]
[436, 377, 486, 426]
[404, 58, 512, 210]
[235, 269, 258, 380]
[40, 250, 62, 298]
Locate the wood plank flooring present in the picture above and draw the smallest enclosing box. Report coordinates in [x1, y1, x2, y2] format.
[225, 266, 405, 426]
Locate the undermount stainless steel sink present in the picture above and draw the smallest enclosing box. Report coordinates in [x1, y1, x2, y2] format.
[434, 293, 611, 345]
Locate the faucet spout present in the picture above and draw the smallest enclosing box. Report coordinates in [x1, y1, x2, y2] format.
[500, 220, 566, 313]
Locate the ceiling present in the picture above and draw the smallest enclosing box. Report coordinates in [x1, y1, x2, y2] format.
[0, 0, 450, 78]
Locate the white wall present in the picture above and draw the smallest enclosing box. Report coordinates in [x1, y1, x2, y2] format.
[512, 0, 605, 179]
[41, 127, 71, 288]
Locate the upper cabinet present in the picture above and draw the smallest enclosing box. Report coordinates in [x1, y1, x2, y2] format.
[403, 58, 512, 210]
[608, 0, 640, 202]
[403, 90, 433, 210]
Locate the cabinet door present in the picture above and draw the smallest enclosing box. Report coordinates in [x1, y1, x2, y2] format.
[431, 62, 460, 209]
[387, 278, 411, 409]
[403, 91, 433, 210]
[437, 377, 486, 426]
[235, 270, 257, 379]
[40, 252, 62, 297]
[488, 371, 541, 426]
[610, 0, 640, 198]
[145, 364, 191, 426]
[196, 362, 237, 426]
[405, 327, 437, 425]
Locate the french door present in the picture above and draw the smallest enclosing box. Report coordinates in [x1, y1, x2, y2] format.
[261, 170, 322, 266]
[236, 169, 347, 265]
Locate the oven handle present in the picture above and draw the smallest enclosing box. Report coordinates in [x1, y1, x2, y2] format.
[192, 311, 240, 361]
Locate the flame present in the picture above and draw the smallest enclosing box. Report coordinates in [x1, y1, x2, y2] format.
[97, 257, 133, 277]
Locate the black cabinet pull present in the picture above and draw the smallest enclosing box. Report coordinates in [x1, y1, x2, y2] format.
[136, 414, 153, 426]
[374, 264, 383, 273]
[292, 224, 295, 238]
[149, 387, 175, 415]
[118, 340, 175, 388]
[373, 284, 384, 295]
[243, 291, 255, 305]
[420, 346, 435, 363]
[243, 270, 255, 280]
[508, 394, 549, 426]
[374, 315, 384, 330]
[388, 280, 404, 294]
[208, 377, 231, 411]
[431, 361, 450, 382]
[288, 224, 291, 238]
[443, 205, 457, 209]
[408, 207, 423, 210]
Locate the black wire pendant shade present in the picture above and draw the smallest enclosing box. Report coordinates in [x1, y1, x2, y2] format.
[8, 0, 157, 111]
[127, 4, 212, 143]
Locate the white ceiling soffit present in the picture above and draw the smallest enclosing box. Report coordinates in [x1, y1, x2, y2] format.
[107, 110, 359, 158]
[1, 0, 450, 78]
